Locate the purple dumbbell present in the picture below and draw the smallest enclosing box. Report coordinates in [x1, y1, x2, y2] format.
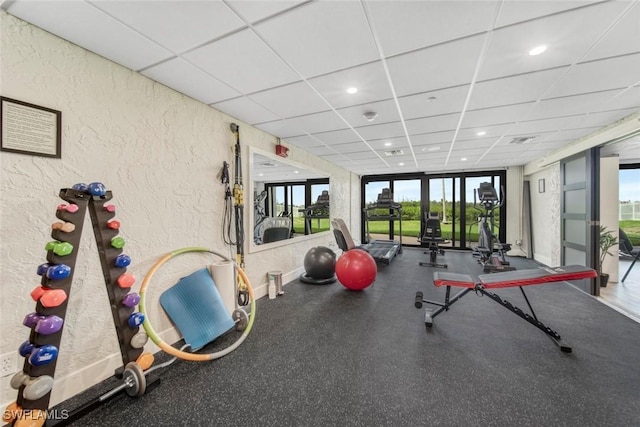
[127, 312, 145, 328]
[24, 313, 63, 335]
[46, 264, 71, 280]
[35, 315, 64, 335]
[23, 313, 46, 328]
[29, 345, 58, 366]
[122, 293, 140, 308]
[115, 254, 131, 268]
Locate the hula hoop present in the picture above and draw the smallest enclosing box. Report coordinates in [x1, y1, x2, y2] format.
[138, 247, 255, 361]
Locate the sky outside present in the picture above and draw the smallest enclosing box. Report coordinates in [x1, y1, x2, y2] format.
[365, 170, 640, 203]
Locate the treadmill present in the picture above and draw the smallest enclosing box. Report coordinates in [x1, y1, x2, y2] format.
[298, 190, 330, 234]
[362, 188, 403, 264]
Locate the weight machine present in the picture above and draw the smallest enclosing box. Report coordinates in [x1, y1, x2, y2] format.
[418, 212, 447, 268]
[472, 182, 515, 273]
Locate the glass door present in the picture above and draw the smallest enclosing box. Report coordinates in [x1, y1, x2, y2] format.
[393, 179, 422, 246]
[363, 181, 391, 242]
[427, 177, 459, 248]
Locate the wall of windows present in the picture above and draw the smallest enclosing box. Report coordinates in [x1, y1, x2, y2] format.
[361, 170, 507, 249]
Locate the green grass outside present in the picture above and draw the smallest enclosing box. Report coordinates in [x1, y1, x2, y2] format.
[291, 217, 640, 246]
[620, 220, 640, 246]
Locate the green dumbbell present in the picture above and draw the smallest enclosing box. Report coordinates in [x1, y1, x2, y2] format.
[111, 236, 125, 249]
[45, 240, 73, 256]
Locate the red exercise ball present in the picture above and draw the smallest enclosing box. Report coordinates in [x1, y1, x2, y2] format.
[335, 249, 377, 291]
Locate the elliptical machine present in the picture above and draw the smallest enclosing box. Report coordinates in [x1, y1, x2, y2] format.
[472, 182, 515, 273]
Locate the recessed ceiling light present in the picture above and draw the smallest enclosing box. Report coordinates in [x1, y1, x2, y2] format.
[422, 146, 441, 152]
[293, 170, 299, 174]
[398, 162, 405, 166]
[347, 87, 358, 94]
[476, 131, 486, 136]
[461, 157, 468, 161]
[362, 111, 378, 122]
[529, 45, 547, 56]
[258, 173, 264, 177]
[384, 141, 392, 147]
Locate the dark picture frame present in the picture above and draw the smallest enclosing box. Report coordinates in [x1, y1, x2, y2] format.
[1, 96, 61, 158]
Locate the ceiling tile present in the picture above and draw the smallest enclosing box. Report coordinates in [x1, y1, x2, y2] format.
[142, 58, 240, 104]
[183, 29, 300, 94]
[213, 96, 281, 125]
[7, 0, 173, 70]
[460, 103, 535, 128]
[399, 85, 470, 120]
[285, 111, 348, 134]
[227, 0, 307, 23]
[255, 1, 379, 77]
[250, 81, 332, 118]
[479, 1, 630, 80]
[495, 1, 601, 28]
[469, 67, 568, 110]
[332, 141, 375, 154]
[598, 85, 640, 111]
[283, 134, 324, 149]
[582, 2, 640, 61]
[313, 129, 361, 145]
[92, 0, 245, 53]
[453, 138, 503, 150]
[304, 145, 338, 156]
[526, 89, 623, 121]
[355, 122, 405, 140]
[388, 35, 485, 96]
[367, 0, 499, 57]
[405, 114, 461, 135]
[410, 131, 455, 147]
[307, 61, 393, 109]
[254, 120, 306, 139]
[365, 136, 410, 151]
[336, 99, 401, 128]
[546, 53, 640, 98]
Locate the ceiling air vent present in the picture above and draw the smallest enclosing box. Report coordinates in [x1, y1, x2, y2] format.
[509, 136, 538, 144]
[384, 149, 404, 156]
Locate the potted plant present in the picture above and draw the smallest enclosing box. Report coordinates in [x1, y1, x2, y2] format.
[599, 226, 618, 287]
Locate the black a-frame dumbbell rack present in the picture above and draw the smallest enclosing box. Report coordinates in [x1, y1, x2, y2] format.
[15, 186, 151, 423]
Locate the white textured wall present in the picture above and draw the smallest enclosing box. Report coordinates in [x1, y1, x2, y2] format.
[600, 156, 619, 282]
[506, 167, 526, 257]
[528, 164, 562, 266]
[0, 12, 356, 408]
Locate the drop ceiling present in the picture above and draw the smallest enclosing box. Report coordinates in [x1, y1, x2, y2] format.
[3, 0, 640, 175]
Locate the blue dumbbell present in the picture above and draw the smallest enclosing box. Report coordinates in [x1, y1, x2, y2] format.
[46, 264, 71, 280]
[115, 254, 131, 268]
[88, 182, 106, 196]
[127, 312, 145, 328]
[72, 183, 89, 192]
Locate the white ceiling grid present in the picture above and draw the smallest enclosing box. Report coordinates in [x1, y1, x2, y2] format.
[4, 0, 640, 174]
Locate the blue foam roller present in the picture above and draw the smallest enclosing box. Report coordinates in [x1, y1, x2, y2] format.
[159, 268, 234, 351]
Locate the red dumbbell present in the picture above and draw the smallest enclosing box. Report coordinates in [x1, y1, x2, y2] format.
[30, 286, 67, 308]
[117, 273, 135, 288]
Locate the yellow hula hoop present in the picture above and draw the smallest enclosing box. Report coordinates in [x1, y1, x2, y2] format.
[138, 247, 255, 361]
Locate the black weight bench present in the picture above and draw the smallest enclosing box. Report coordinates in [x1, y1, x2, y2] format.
[414, 265, 597, 352]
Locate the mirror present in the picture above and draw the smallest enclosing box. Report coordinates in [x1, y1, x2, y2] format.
[250, 148, 330, 249]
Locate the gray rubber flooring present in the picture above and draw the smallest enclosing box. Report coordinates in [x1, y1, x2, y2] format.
[56, 248, 640, 426]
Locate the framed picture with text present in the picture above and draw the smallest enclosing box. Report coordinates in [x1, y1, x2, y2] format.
[1, 96, 61, 158]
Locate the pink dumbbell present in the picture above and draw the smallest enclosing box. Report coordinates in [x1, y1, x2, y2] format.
[104, 205, 116, 213]
[57, 204, 79, 213]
